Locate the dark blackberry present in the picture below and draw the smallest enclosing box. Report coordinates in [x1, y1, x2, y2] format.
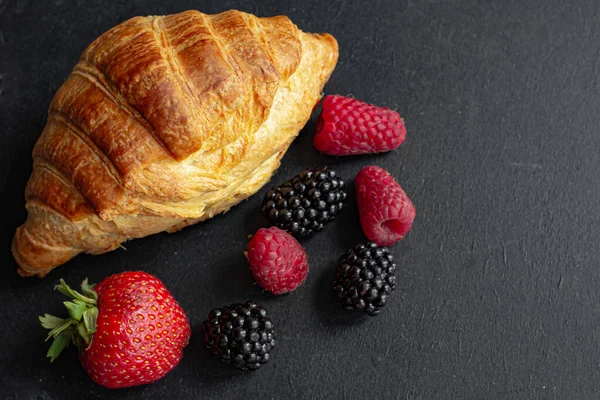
[260, 167, 346, 237]
[200, 301, 275, 371]
[333, 242, 397, 316]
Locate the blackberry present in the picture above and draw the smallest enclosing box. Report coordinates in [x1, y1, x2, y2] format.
[200, 301, 275, 371]
[333, 242, 396, 316]
[260, 167, 347, 237]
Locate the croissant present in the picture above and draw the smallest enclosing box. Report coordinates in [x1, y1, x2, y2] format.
[12, 10, 338, 277]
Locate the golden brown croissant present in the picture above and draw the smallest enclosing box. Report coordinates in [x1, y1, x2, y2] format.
[12, 10, 338, 277]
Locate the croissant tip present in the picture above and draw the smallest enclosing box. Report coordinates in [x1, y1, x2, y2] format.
[16, 267, 34, 278]
[16, 266, 49, 278]
[12, 228, 63, 278]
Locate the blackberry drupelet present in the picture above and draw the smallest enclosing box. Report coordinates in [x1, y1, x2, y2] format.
[260, 167, 347, 237]
[200, 301, 275, 371]
[333, 242, 397, 316]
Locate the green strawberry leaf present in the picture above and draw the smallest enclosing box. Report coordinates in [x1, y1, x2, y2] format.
[76, 323, 92, 346]
[55, 279, 96, 305]
[80, 278, 98, 302]
[64, 300, 87, 321]
[45, 319, 74, 341]
[83, 308, 98, 334]
[47, 333, 71, 362]
[39, 314, 68, 330]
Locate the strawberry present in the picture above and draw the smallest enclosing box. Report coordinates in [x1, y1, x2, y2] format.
[40, 271, 191, 389]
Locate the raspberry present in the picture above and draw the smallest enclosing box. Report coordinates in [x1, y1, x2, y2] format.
[247, 227, 309, 295]
[313, 95, 406, 156]
[355, 166, 415, 246]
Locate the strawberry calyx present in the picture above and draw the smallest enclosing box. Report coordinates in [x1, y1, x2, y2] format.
[39, 278, 99, 362]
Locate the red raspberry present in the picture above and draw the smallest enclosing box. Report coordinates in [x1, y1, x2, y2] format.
[355, 166, 416, 246]
[247, 227, 309, 295]
[313, 95, 406, 155]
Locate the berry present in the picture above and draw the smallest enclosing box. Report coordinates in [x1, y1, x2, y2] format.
[247, 227, 309, 295]
[39, 272, 191, 389]
[260, 167, 347, 237]
[355, 166, 415, 246]
[313, 95, 406, 156]
[333, 242, 397, 316]
[201, 301, 275, 371]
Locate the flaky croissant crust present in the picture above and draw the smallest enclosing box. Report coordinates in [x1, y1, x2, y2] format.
[12, 10, 338, 277]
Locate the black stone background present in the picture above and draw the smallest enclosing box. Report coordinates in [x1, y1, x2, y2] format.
[1, 0, 599, 399]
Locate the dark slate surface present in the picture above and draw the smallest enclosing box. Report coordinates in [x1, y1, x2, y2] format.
[1, 0, 599, 398]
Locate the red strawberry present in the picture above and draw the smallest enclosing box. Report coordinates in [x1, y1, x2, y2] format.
[314, 95, 406, 155]
[40, 271, 191, 389]
[355, 166, 416, 246]
[247, 227, 309, 295]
